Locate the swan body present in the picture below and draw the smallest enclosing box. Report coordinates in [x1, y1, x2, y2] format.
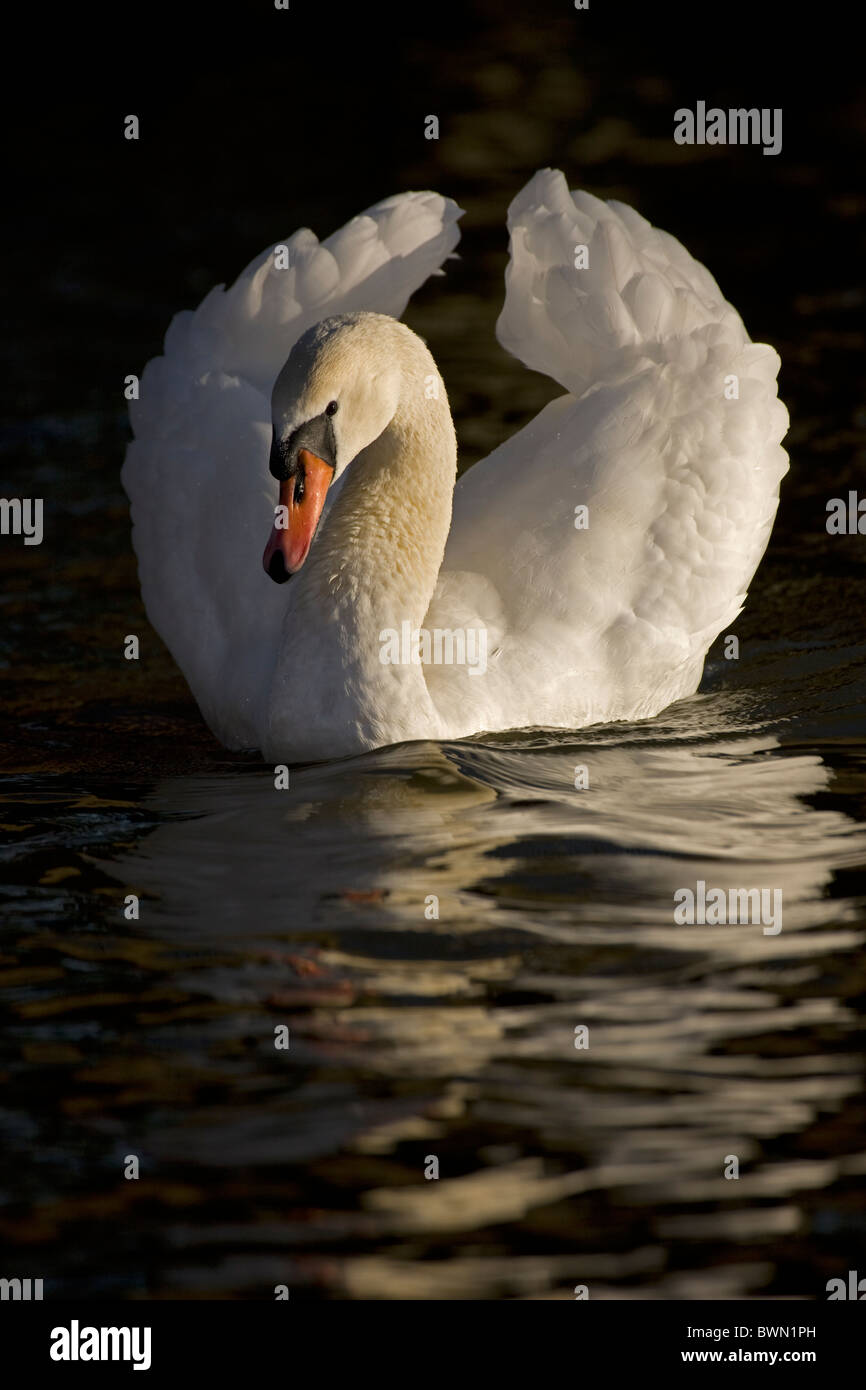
[123, 171, 789, 760]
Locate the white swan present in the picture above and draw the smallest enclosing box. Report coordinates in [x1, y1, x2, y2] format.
[122, 170, 789, 762]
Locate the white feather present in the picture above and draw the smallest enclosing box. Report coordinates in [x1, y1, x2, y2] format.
[123, 171, 788, 756]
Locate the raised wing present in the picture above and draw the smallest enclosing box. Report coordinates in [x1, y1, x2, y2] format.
[122, 192, 462, 747]
[429, 169, 789, 735]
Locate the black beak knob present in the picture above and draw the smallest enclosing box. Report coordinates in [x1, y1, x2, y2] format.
[267, 551, 291, 584]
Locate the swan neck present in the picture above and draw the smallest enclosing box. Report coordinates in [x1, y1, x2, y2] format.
[303, 388, 457, 624]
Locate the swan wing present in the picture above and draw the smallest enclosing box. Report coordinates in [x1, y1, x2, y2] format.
[432, 169, 789, 734]
[122, 192, 462, 747]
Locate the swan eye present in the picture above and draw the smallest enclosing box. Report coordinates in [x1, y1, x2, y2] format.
[325, 400, 339, 416]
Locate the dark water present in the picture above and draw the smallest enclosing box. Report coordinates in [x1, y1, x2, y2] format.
[2, 3, 865, 1299]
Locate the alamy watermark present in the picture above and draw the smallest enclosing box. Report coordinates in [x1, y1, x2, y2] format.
[674, 879, 782, 935]
[827, 1270, 866, 1299]
[1, 1277, 43, 1299]
[674, 103, 782, 157]
[0, 498, 43, 545]
[379, 621, 487, 675]
[50, 1321, 152, 1370]
[826, 491, 866, 534]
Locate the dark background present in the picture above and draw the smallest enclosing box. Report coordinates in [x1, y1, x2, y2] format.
[1, 1, 865, 1302]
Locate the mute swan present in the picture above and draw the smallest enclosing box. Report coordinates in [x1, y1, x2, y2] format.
[123, 170, 789, 762]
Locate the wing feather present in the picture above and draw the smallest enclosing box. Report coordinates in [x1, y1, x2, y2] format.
[123, 192, 462, 747]
[430, 170, 788, 735]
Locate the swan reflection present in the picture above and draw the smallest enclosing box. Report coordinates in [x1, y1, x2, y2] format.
[101, 719, 866, 1299]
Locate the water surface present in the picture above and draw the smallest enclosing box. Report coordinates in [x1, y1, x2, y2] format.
[2, 2, 865, 1299]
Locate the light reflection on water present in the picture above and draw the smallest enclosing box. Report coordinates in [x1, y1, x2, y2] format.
[2, 665, 866, 1299]
[29, 702, 853, 1300]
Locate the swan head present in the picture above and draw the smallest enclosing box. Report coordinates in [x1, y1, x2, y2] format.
[263, 312, 408, 584]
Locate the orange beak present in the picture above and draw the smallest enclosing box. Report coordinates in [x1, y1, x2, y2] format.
[263, 449, 333, 583]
